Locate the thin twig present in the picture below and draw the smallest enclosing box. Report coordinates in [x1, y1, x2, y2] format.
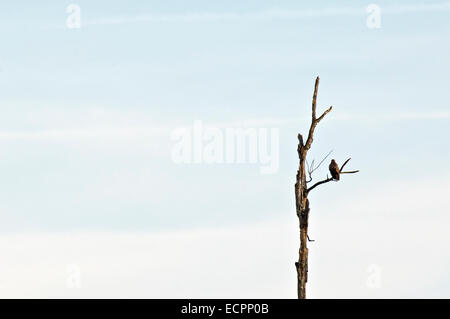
[305, 162, 312, 182]
[306, 150, 333, 184]
[310, 150, 333, 175]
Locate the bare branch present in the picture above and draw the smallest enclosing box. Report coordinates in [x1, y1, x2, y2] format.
[340, 158, 352, 171]
[339, 158, 359, 173]
[306, 177, 333, 193]
[307, 106, 332, 155]
[311, 76, 319, 119]
[303, 77, 333, 153]
[316, 106, 332, 122]
[305, 150, 333, 185]
[306, 158, 359, 193]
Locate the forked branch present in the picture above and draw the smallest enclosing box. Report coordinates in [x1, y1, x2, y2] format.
[304, 77, 332, 152]
[306, 150, 333, 182]
[306, 158, 359, 193]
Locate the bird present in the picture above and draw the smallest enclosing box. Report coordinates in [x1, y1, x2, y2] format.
[329, 159, 340, 180]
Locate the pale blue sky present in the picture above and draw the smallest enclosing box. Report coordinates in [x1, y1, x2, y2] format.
[0, 1, 449, 298]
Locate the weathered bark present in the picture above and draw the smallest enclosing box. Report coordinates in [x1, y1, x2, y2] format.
[295, 134, 307, 299]
[295, 77, 331, 299]
[294, 77, 358, 299]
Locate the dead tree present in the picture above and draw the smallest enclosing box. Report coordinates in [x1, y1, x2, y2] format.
[295, 77, 359, 299]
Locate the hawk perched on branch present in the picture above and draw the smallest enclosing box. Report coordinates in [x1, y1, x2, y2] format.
[329, 159, 340, 180]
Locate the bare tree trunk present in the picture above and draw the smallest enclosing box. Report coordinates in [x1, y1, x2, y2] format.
[294, 77, 358, 299]
[295, 135, 310, 299]
[295, 77, 332, 299]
